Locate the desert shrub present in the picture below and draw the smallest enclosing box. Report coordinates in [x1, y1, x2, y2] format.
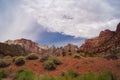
[48, 56, 62, 65]
[116, 53, 120, 58]
[61, 70, 79, 78]
[40, 55, 49, 62]
[43, 60, 56, 70]
[42, 56, 61, 71]
[62, 52, 66, 56]
[14, 56, 25, 66]
[12, 56, 17, 62]
[104, 54, 118, 60]
[68, 50, 71, 52]
[0, 60, 10, 68]
[14, 69, 35, 80]
[38, 75, 55, 80]
[4, 56, 12, 59]
[0, 70, 8, 79]
[85, 52, 95, 57]
[73, 53, 81, 59]
[26, 53, 39, 60]
[76, 50, 81, 53]
[68, 53, 72, 56]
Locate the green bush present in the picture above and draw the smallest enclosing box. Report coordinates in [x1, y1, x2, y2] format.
[4, 56, 12, 59]
[40, 55, 49, 62]
[14, 69, 35, 80]
[61, 70, 79, 78]
[14, 57, 25, 66]
[116, 53, 120, 58]
[104, 55, 118, 60]
[43, 60, 57, 70]
[62, 52, 66, 56]
[26, 53, 39, 60]
[0, 60, 10, 68]
[73, 54, 81, 59]
[12, 56, 17, 62]
[0, 70, 8, 79]
[48, 56, 62, 65]
[41, 56, 62, 70]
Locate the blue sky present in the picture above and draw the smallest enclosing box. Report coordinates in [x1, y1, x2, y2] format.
[0, 0, 120, 46]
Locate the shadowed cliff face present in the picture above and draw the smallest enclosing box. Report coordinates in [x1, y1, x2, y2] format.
[0, 43, 26, 56]
[116, 23, 120, 33]
[80, 23, 120, 54]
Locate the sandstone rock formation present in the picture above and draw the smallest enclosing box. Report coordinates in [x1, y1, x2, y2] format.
[5, 38, 48, 54]
[80, 23, 120, 54]
[0, 43, 26, 56]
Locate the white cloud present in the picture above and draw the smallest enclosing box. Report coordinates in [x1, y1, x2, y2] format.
[0, 0, 120, 42]
[22, 0, 120, 38]
[0, 1, 39, 42]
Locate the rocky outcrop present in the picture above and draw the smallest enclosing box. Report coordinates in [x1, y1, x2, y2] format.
[116, 23, 120, 33]
[63, 43, 79, 53]
[80, 23, 120, 54]
[38, 44, 79, 56]
[5, 38, 48, 54]
[0, 43, 26, 56]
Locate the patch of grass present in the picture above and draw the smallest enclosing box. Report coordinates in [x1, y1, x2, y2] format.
[0, 70, 8, 80]
[97, 71, 113, 80]
[14, 69, 35, 80]
[13, 69, 114, 80]
[73, 53, 81, 59]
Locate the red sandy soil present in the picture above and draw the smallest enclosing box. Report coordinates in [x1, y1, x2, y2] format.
[1, 57, 120, 76]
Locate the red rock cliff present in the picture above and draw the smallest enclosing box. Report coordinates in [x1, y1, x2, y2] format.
[80, 23, 120, 54]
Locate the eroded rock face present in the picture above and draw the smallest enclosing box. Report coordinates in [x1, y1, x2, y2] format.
[0, 43, 26, 56]
[5, 38, 48, 54]
[14, 39, 40, 53]
[80, 23, 120, 54]
[116, 23, 120, 32]
[63, 44, 79, 53]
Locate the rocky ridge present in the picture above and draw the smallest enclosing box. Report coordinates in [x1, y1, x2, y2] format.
[80, 23, 120, 54]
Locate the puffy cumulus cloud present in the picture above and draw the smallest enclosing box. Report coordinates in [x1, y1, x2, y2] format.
[0, 0, 39, 42]
[0, 0, 120, 43]
[22, 0, 120, 38]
